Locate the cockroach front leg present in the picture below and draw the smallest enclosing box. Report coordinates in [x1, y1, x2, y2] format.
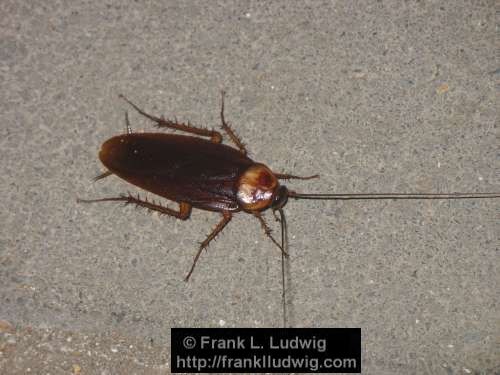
[219, 91, 248, 155]
[77, 194, 192, 220]
[253, 212, 288, 256]
[274, 173, 319, 180]
[185, 211, 232, 281]
[119, 94, 223, 144]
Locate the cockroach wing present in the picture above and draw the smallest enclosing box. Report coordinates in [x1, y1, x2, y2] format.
[99, 133, 254, 212]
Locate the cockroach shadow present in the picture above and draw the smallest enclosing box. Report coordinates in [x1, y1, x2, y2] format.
[79, 92, 500, 327]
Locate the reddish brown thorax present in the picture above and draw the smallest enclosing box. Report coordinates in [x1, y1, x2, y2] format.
[236, 164, 279, 212]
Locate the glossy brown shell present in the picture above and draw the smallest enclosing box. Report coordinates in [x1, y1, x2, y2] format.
[236, 164, 279, 211]
[100, 133, 255, 212]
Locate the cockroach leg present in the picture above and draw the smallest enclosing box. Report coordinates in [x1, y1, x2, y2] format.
[185, 211, 232, 281]
[77, 194, 192, 220]
[274, 173, 320, 180]
[219, 90, 248, 155]
[253, 212, 288, 256]
[92, 170, 113, 182]
[118, 94, 223, 143]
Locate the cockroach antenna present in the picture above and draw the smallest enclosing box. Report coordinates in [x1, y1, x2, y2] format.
[287, 192, 500, 200]
[276, 208, 288, 328]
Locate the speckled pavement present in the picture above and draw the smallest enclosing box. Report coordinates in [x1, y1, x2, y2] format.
[1, 1, 498, 374]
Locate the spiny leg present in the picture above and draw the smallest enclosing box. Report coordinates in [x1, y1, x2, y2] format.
[185, 211, 232, 281]
[77, 194, 192, 220]
[220, 91, 248, 155]
[274, 172, 319, 180]
[253, 212, 288, 256]
[118, 94, 223, 143]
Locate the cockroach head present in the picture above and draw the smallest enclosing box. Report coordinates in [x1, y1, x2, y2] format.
[271, 185, 289, 210]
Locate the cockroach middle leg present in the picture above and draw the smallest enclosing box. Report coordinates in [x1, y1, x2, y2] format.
[253, 212, 288, 256]
[219, 91, 248, 155]
[118, 94, 223, 143]
[185, 211, 232, 281]
[274, 172, 319, 180]
[77, 194, 192, 220]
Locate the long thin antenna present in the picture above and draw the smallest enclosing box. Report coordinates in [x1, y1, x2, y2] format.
[289, 192, 500, 200]
[277, 208, 288, 328]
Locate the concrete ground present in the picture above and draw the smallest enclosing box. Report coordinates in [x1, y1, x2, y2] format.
[1, 1, 498, 374]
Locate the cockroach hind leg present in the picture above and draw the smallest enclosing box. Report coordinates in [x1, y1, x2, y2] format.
[254, 212, 288, 256]
[219, 90, 248, 155]
[92, 170, 113, 182]
[77, 194, 192, 220]
[274, 172, 320, 180]
[118, 94, 223, 143]
[185, 211, 232, 281]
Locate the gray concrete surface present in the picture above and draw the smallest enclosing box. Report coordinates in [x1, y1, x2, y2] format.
[1, 1, 498, 374]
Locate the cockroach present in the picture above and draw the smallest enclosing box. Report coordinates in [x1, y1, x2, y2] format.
[78, 92, 499, 326]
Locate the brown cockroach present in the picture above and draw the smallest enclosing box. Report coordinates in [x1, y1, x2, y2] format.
[78, 92, 499, 326]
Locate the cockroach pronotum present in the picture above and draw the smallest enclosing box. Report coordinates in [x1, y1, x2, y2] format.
[78, 92, 499, 327]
